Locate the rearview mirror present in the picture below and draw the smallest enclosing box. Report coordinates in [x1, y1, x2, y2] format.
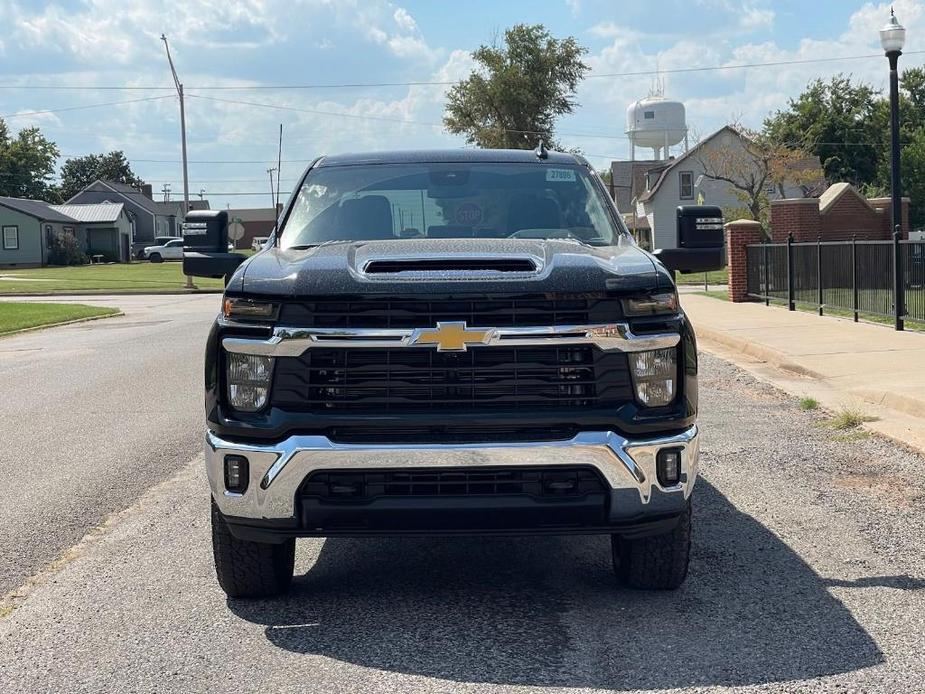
[652, 205, 726, 274]
[182, 209, 246, 282]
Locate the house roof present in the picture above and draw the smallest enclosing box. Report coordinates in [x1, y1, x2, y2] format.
[0, 197, 77, 223]
[610, 160, 660, 212]
[49, 202, 125, 223]
[637, 126, 739, 203]
[67, 180, 165, 215]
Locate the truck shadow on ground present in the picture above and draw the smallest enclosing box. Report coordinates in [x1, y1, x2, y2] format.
[229, 480, 885, 690]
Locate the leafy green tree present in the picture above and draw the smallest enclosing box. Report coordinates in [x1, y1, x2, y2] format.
[58, 150, 144, 202]
[444, 24, 588, 149]
[0, 118, 60, 200]
[763, 75, 881, 187]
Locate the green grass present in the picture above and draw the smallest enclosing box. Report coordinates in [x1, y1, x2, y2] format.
[0, 302, 120, 335]
[799, 397, 819, 411]
[0, 262, 225, 294]
[676, 268, 728, 286]
[828, 407, 878, 430]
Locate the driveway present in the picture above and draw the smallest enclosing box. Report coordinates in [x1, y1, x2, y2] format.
[0, 294, 220, 594]
[1, 351, 923, 693]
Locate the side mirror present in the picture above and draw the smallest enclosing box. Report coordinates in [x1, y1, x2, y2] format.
[652, 205, 727, 274]
[182, 209, 246, 281]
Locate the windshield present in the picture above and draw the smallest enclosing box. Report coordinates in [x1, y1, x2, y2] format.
[278, 162, 625, 249]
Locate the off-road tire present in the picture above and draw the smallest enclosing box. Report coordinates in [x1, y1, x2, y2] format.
[211, 499, 295, 599]
[148, 253, 162, 263]
[613, 500, 691, 590]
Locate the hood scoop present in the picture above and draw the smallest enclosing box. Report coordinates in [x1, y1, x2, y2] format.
[363, 257, 538, 274]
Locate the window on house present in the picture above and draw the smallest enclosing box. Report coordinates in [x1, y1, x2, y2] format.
[679, 171, 694, 200]
[2, 225, 18, 250]
[644, 111, 655, 120]
[63, 226, 75, 236]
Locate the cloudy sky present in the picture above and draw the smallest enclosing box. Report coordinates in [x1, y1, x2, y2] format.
[1, 0, 923, 209]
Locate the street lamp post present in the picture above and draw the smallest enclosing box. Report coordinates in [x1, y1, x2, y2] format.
[881, 8, 906, 331]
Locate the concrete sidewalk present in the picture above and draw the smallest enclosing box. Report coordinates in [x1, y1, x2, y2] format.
[682, 293, 925, 450]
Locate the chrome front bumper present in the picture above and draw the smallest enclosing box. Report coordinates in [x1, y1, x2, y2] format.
[206, 426, 699, 523]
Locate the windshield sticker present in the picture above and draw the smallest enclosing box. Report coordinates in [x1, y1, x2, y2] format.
[546, 168, 577, 183]
[455, 202, 483, 225]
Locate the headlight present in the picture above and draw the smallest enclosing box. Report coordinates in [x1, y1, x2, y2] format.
[630, 348, 677, 407]
[223, 297, 276, 320]
[226, 353, 274, 411]
[622, 292, 679, 317]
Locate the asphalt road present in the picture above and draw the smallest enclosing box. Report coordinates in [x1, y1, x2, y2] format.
[1, 307, 925, 692]
[0, 294, 220, 594]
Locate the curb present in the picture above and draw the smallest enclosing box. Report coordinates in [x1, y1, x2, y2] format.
[694, 326, 826, 380]
[696, 326, 925, 422]
[0, 310, 124, 339]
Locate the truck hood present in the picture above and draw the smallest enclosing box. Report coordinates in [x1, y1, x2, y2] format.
[229, 237, 670, 297]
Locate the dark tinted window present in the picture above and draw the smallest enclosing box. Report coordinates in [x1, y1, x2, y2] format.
[279, 162, 624, 248]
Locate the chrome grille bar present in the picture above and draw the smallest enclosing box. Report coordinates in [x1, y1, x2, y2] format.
[222, 323, 679, 357]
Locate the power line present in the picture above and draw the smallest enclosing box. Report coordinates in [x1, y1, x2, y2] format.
[0, 95, 174, 119]
[2, 50, 925, 93]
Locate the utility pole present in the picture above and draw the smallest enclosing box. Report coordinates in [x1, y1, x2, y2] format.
[161, 183, 171, 202]
[161, 34, 194, 288]
[199, 188, 205, 201]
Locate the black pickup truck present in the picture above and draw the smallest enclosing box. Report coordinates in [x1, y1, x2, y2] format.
[186, 148, 724, 598]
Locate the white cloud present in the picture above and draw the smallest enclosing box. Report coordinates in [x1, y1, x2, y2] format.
[739, 7, 774, 31]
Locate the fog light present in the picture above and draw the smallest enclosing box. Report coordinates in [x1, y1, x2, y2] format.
[224, 455, 249, 493]
[656, 449, 682, 487]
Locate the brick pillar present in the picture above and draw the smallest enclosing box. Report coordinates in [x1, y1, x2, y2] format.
[725, 220, 765, 303]
[770, 198, 819, 243]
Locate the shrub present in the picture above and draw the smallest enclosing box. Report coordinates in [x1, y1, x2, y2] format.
[47, 233, 87, 266]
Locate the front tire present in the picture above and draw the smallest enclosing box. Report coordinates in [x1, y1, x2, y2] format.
[613, 499, 691, 590]
[211, 499, 295, 599]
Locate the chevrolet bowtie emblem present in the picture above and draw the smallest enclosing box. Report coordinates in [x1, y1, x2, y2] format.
[409, 322, 495, 352]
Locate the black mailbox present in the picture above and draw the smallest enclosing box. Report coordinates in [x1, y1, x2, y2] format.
[183, 210, 228, 252]
[677, 205, 725, 249]
[182, 210, 245, 281]
[652, 205, 726, 274]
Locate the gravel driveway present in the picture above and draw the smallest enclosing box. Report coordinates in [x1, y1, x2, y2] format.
[1, 353, 924, 693]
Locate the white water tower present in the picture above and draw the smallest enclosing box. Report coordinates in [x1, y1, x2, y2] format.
[626, 82, 688, 161]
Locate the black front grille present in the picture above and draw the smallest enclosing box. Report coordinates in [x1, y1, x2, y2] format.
[278, 293, 621, 329]
[301, 467, 607, 501]
[271, 345, 632, 412]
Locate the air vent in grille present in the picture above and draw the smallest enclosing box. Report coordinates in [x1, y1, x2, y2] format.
[301, 467, 607, 501]
[278, 293, 622, 329]
[364, 258, 537, 274]
[271, 345, 633, 413]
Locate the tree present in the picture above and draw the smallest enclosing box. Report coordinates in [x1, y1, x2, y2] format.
[763, 75, 882, 187]
[58, 150, 145, 202]
[696, 127, 823, 225]
[0, 118, 60, 200]
[443, 24, 588, 149]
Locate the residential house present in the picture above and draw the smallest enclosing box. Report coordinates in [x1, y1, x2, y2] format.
[66, 180, 211, 257]
[0, 197, 134, 267]
[611, 126, 823, 251]
[49, 202, 135, 262]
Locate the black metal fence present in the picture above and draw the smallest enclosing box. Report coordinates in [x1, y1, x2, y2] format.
[745, 234, 925, 330]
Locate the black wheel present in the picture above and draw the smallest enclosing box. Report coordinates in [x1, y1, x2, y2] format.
[148, 253, 162, 263]
[613, 499, 691, 590]
[211, 499, 295, 599]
